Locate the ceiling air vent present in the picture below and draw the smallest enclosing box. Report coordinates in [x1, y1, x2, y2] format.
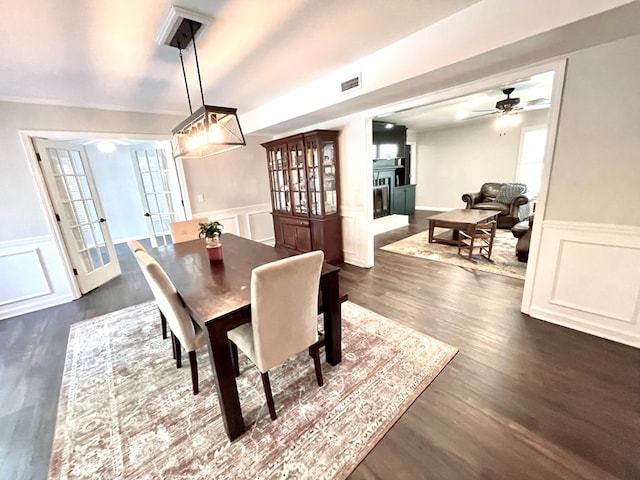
[340, 73, 362, 94]
[155, 6, 212, 50]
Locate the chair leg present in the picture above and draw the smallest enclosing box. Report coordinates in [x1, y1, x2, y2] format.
[260, 372, 277, 420]
[309, 344, 324, 387]
[160, 310, 167, 339]
[188, 351, 199, 395]
[172, 333, 182, 368]
[230, 341, 240, 377]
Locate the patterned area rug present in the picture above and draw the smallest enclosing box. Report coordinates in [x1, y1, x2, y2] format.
[381, 228, 526, 279]
[49, 301, 457, 479]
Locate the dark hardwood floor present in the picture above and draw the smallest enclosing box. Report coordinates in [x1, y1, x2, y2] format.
[1, 216, 638, 480]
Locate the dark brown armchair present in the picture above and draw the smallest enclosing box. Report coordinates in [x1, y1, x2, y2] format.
[462, 182, 531, 229]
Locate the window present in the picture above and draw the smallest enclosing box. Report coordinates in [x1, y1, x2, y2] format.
[517, 126, 547, 197]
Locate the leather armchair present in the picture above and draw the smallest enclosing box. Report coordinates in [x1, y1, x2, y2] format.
[462, 182, 530, 229]
[511, 215, 534, 262]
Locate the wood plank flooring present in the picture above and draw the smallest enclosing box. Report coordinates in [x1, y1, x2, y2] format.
[1, 216, 638, 480]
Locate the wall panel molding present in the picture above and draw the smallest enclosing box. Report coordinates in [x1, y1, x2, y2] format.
[194, 203, 274, 244]
[341, 205, 369, 267]
[0, 235, 74, 320]
[530, 220, 640, 348]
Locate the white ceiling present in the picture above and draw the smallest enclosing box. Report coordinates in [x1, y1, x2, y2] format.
[376, 71, 554, 131]
[3, 0, 640, 138]
[0, 0, 480, 115]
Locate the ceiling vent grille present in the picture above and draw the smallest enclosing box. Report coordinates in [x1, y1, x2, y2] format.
[155, 6, 212, 50]
[340, 73, 362, 94]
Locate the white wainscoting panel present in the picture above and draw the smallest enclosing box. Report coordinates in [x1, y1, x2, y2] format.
[341, 205, 369, 268]
[0, 236, 75, 320]
[0, 247, 51, 305]
[529, 221, 640, 348]
[195, 203, 274, 244]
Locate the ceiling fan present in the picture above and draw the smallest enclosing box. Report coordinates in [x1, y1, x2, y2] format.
[467, 87, 549, 119]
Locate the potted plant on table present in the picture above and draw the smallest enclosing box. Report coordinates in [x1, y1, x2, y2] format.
[198, 221, 224, 261]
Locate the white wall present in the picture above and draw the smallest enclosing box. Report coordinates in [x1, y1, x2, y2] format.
[415, 109, 548, 210]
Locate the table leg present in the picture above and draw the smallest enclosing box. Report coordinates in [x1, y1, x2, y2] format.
[205, 313, 246, 441]
[428, 220, 435, 243]
[321, 270, 341, 366]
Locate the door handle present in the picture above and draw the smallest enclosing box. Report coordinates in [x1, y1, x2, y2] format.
[99, 218, 106, 223]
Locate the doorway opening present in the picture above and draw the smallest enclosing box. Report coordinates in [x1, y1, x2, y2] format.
[364, 60, 566, 312]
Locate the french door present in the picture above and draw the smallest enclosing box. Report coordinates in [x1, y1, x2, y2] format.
[34, 138, 121, 293]
[131, 145, 186, 247]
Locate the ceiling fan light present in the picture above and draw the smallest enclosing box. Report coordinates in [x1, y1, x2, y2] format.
[97, 140, 116, 153]
[494, 115, 509, 129]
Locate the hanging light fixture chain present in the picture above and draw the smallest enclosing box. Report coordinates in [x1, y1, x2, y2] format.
[178, 45, 193, 115]
[189, 20, 206, 107]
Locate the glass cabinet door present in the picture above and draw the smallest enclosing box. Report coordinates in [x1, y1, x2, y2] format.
[267, 144, 290, 213]
[306, 138, 321, 216]
[320, 140, 338, 215]
[287, 140, 308, 216]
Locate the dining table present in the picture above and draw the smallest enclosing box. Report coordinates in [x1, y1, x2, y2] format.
[151, 233, 342, 441]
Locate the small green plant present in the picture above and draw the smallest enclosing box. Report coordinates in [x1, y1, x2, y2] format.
[198, 221, 224, 239]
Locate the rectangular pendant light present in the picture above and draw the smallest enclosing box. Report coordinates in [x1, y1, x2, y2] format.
[171, 105, 246, 158]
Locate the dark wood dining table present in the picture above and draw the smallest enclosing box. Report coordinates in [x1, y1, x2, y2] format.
[151, 233, 342, 441]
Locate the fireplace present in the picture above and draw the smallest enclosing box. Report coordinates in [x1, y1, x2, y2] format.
[373, 183, 390, 218]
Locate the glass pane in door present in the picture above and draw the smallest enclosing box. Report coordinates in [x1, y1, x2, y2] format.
[133, 146, 184, 247]
[321, 141, 337, 214]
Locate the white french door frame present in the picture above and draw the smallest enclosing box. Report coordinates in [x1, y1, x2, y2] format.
[18, 130, 191, 300]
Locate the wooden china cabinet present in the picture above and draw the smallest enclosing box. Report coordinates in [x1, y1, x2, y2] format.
[262, 130, 343, 264]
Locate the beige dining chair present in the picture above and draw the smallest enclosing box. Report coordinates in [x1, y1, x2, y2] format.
[127, 239, 169, 340]
[169, 218, 203, 243]
[135, 250, 208, 395]
[126, 239, 147, 254]
[228, 250, 325, 420]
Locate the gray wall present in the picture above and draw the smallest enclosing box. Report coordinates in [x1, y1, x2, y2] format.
[546, 34, 640, 226]
[0, 102, 183, 242]
[182, 135, 271, 215]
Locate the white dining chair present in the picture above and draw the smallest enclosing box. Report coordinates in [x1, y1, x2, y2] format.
[135, 250, 208, 395]
[126, 239, 147, 254]
[169, 218, 203, 244]
[128, 239, 170, 340]
[228, 250, 325, 420]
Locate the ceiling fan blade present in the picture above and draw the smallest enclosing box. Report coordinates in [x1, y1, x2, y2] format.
[464, 111, 496, 120]
[525, 98, 550, 107]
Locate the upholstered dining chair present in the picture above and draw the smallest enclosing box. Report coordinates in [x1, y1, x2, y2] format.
[228, 250, 325, 420]
[127, 239, 169, 340]
[169, 219, 203, 244]
[135, 250, 208, 395]
[126, 239, 147, 254]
